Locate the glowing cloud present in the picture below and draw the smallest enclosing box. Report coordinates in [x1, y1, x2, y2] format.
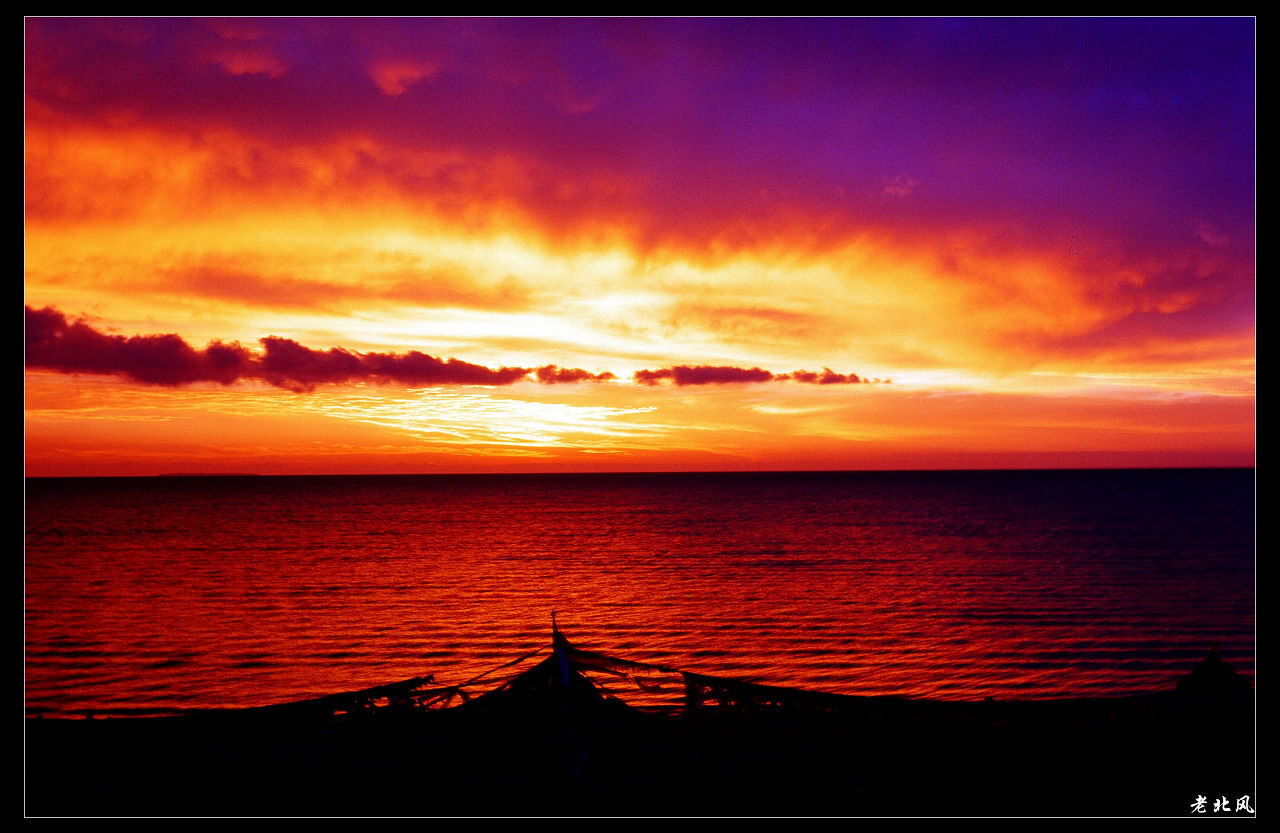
[368, 58, 439, 96]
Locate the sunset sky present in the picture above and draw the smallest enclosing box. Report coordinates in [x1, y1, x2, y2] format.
[24, 18, 1255, 476]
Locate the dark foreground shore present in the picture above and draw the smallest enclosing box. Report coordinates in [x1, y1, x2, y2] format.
[26, 652, 1255, 817]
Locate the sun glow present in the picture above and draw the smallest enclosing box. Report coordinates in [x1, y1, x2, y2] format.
[306, 389, 667, 448]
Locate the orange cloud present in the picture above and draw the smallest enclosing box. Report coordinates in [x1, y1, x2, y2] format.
[201, 44, 290, 78]
[368, 59, 439, 96]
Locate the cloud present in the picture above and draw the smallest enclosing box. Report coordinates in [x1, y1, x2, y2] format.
[781, 368, 864, 384]
[165, 263, 532, 312]
[534, 365, 617, 384]
[634, 366, 770, 386]
[1196, 221, 1230, 247]
[368, 58, 439, 96]
[259, 337, 532, 392]
[665, 303, 825, 343]
[24, 305, 255, 386]
[633, 365, 884, 386]
[26, 306, 884, 392]
[201, 44, 290, 78]
[23, 306, 556, 392]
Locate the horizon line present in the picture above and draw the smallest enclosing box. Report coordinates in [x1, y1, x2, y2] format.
[23, 464, 1257, 481]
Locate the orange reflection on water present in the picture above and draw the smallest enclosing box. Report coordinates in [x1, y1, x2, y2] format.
[24, 471, 1254, 715]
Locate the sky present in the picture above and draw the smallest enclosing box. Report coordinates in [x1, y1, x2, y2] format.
[24, 18, 1255, 476]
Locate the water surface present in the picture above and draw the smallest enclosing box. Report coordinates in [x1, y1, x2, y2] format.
[25, 469, 1254, 714]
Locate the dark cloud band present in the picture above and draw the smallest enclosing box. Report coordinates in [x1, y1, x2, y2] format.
[633, 365, 884, 386]
[24, 306, 557, 392]
[25, 306, 881, 391]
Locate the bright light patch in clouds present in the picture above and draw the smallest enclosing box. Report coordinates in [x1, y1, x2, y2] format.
[302, 390, 667, 448]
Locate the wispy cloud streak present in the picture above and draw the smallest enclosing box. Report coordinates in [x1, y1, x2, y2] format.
[633, 365, 886, 386]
